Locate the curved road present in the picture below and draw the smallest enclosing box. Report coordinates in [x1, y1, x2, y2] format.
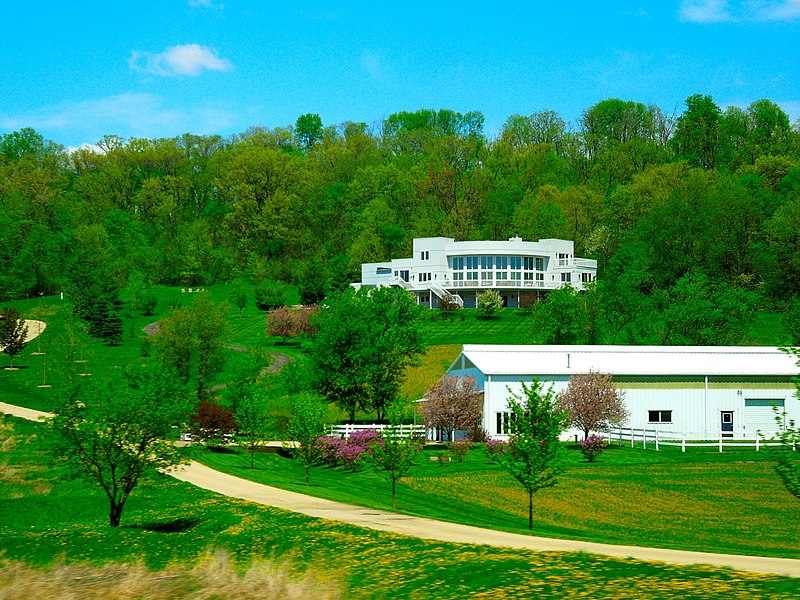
[2, 401, 799, 578]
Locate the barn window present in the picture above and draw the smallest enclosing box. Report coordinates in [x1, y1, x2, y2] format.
[648, 410, 672, 423]
[496, 411, 515, 434]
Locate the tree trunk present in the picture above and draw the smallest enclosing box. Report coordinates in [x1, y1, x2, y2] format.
[109, 500, 124, 527]
[528, 490, 533, 530]
[392, 477, 397, 509]
[584, 428, 589, 440]
[305, 463, 309, 486]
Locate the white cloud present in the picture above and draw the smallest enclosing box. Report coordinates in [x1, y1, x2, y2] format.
[361, 50, 388, 82]
[129, 44, 232, 77]
[0, 93, 237, 145]
[679, 0, 800, 22]
[188, 0, 214, 7]
[679, 0, 733, 23]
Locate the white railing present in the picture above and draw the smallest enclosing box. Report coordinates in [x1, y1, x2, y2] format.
[607, 427, 791, 452]
[429, 280, 464, 308]
[329, 423, 426, 439]
[389, 276, 413, 290]
[450, 279, 561, 290]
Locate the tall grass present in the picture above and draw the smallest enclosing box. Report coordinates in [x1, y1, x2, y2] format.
[0, 551, 341, 600]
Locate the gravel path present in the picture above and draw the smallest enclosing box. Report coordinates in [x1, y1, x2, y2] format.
[3, 401, 799, 578]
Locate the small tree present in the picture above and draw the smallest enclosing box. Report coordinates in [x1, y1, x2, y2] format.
[557, 371, 628, 439]
[0, 307, 27, 369]
[763, 348, 800, 500]
[421, 375, 483, 442]
[476, 290, 503, 318]
[47, 367, 191, 527]
[234, 390, 274, 468]
[191, 398, 237, 445]
[492, 380, 569, 530]
[230, 288, 248, 317]
[286, 394, 329, 485]
[254, 281, 287, 311]
[580, 434, 608, 462]
[369, 426, 423, 509]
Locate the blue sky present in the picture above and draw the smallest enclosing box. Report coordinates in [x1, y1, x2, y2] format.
[1, 1, 799, 148]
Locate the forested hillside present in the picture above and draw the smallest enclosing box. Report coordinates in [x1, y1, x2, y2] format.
[2, 95, 799, 344]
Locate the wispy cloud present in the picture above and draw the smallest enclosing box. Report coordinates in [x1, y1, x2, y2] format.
[0, 93, 237, 144]
[679, 0, 800, 23]
[361, 50, 388, 82]
[129, 44, 232, 77]
[679, 0, 733, 22]
[188, 0, 216, 7]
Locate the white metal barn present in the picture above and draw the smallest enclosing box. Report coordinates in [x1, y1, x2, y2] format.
[445, 345, 800, 441]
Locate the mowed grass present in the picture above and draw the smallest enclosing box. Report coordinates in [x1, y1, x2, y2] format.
[420, 308, 533, 345]
[1, 417, 798, 599]
[196, 441, 800, 559]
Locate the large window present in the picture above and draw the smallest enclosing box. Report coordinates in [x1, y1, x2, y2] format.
[648, 410, 672, 423]
[466, 256, 479, 269]
[452, 257, 465, 270]
[536, 257, 545, 271]
[510, 256, 522, 270]
[496, 256, 508, 270]
[561, 272, 571, 283]
[481, 255, 493, 270]
[523, 256, 535, 271]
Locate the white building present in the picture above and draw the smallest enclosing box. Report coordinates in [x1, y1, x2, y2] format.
[446, 345, 799, 440]
[354, 236, 597, 308]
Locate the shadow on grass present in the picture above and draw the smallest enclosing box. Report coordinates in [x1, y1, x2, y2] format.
[126, 517, 202, 533]
[207, 446, 238, 454]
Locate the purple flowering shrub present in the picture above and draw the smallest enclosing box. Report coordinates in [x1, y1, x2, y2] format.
[317, 435, 344, 465]
[485, 439, 507, 458]
[318, 429, 384, 471]
[580, 434, 608, 462]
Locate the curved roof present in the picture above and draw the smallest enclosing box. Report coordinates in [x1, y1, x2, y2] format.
[456, 345, 800, 378]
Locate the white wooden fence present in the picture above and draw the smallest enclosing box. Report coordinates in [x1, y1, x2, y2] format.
[607, 427, 792, 452]
[329, 423, 425, 439]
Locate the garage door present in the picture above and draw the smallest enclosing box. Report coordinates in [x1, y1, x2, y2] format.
[744, 399, 785, 434]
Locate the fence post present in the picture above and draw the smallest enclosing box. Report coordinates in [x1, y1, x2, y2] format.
[756, 437, 759, 452]
[719, 434, 723, 453]
[681, 435, 686, 453]
[630, 428, 634, 448]
[618, 427, 622, 446]
[642, 429, 647, 450]
[655, 430, 659, 452]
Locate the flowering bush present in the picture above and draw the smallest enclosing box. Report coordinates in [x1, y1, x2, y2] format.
[448, 439, 471, 463]
[317, 435, 344, 465]
[318, 429, 384, 471]
[580, 434, 608, 462]
[485, 439, 507, 458]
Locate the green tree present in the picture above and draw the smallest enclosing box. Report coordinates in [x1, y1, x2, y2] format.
[0, 307, 28, 369]
[155, 295, 229, 394]
[46, 366, 191, 527]
[492, 380, 569, 530]
[476, 289, 503, 318]
[673, 94, 723, 169]
[234, 389, 274, 469]
[369, 424, 423, 509]
[310, 287, 425, 421]
[286, 394, 329, 485]
[295, 113, 324, 151]
[763, 349, 800, 501]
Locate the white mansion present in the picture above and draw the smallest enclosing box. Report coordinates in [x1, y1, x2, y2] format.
[354, 236, 597, 308]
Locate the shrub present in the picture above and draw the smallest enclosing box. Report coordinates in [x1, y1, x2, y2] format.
[580, 434, 608, 462]
[448, 439, 471, 463]
[476, 290, 502, 318]
[436, 451, 450, 466]
[255, 281, 288, 311]
[140, 293, 157, 316]
[485, 439, 507, 457]
[317, 435, 344, 465]
[339, 429, 382, 471]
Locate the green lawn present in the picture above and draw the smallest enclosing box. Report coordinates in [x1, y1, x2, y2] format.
[1, 417, 797, 599]
[195, 441, 800, 559]
[420, 308, 534, 345]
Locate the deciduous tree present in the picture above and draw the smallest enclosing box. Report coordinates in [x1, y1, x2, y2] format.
[492, 380, 569, 530]
[421, 375, 483, 441]
[557, 371, 628, 439]
[369, 425, 423, 509]
[46, 366, 191, 527]
[286, 394, 329, 485]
